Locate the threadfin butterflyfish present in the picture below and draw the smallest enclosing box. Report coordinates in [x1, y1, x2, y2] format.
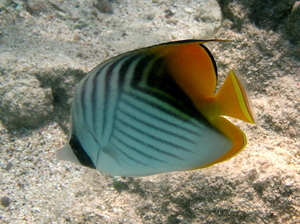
[58, 40, 256, 177]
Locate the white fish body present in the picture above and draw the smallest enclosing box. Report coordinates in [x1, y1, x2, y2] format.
[58, 40, 255, 177]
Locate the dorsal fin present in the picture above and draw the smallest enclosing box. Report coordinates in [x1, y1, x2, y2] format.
[145, 39, 226, 101]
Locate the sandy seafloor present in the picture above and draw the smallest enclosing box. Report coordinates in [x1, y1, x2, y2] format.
[0, 0, 299, 223]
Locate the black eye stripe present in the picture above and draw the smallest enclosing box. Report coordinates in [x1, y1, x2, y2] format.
[69, 135, 96, 169]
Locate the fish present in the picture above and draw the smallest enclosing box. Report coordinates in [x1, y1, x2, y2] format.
[58, 39, 256, 177]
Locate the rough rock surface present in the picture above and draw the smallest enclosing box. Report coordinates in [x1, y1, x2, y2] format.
[217, 0, 300, 48]
[0, 0, 299, 223]
[0, 72, 53, 129]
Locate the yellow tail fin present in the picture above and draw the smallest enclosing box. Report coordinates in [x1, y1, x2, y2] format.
[216, 70, 256, 124]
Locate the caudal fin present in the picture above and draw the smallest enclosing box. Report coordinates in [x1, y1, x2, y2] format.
[215, 70, 256, 124]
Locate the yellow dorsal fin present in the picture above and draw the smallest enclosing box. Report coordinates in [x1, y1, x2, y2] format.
[146, 41, 255, 124]
[215, 70, 256, 123]
[146, 40, 224, 98]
